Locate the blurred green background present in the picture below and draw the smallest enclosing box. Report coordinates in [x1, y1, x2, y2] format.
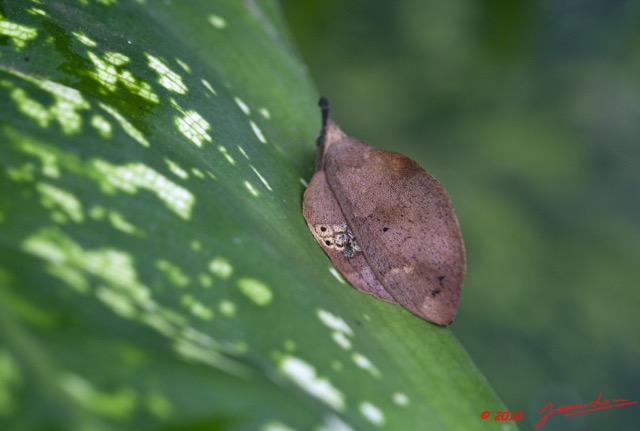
[280, 1, 640, 430]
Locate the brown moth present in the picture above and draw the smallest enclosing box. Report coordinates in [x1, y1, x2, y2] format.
[302, 97, 466, 325]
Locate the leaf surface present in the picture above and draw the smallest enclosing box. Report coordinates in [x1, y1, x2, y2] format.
[0, 1, 515, 430]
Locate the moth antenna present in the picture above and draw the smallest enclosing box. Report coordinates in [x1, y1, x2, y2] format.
[319, 96, 330, 128]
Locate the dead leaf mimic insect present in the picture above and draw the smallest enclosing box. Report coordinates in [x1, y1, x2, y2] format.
[302, 97, 466, 325]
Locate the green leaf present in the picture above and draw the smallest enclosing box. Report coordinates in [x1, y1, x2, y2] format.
[0, 1, 516, 430]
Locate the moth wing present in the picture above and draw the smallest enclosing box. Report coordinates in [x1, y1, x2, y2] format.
[324, 141, 466, 325]
[302, 171, 396, 303]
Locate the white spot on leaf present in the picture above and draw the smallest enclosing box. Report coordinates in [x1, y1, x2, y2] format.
[182, 295, 214, 320]
[92, 161, 194, 219]
[89, 52, 159, 102]
[147, 54, 188, 94]
[99, 103, 150, 147]
[250, 121, 267, 144]
[8, 74, 90, 135]
[208, 15, 227, 29]
[198, 273, 213, 288]
[59, 373, 137, 418]
[237, 146, 250, 160]
[234, 97, 250, 115]
[208, 257, 233, 279]
[165, 158, 189, 179]
[156, 259, 190, 288]
[217, 145, 236, 165]
[237, 278, 273, 306]
[244, 180, 259, 197]
[261, 422, 295, 431]
[27, 7, 47, 17]
[259, 107, 271, 119]
[328, 267, 346, 284]
[108, 211, 142, 236]
[0, 19, 37, 49]
[104, 52, 130, 66]
[280, 356, 344, 410]
[37, 183, 84, 223]
[317, 310, 353, 336]
[352, 353, 381, 378]
[219, 301, 237, 317]
[201, 79, 217, 96]
[73, 31, 97, 47]
[175, 58, 191, 73]
[331, 332, 351, 350]
[175, 111, 211, 147]
[317, 415, 354, 431]
[359, 401, 385, 426]
[392, 392, 410, 406]
[250, 166, 272, 191]
[90, 114, 112, 138]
